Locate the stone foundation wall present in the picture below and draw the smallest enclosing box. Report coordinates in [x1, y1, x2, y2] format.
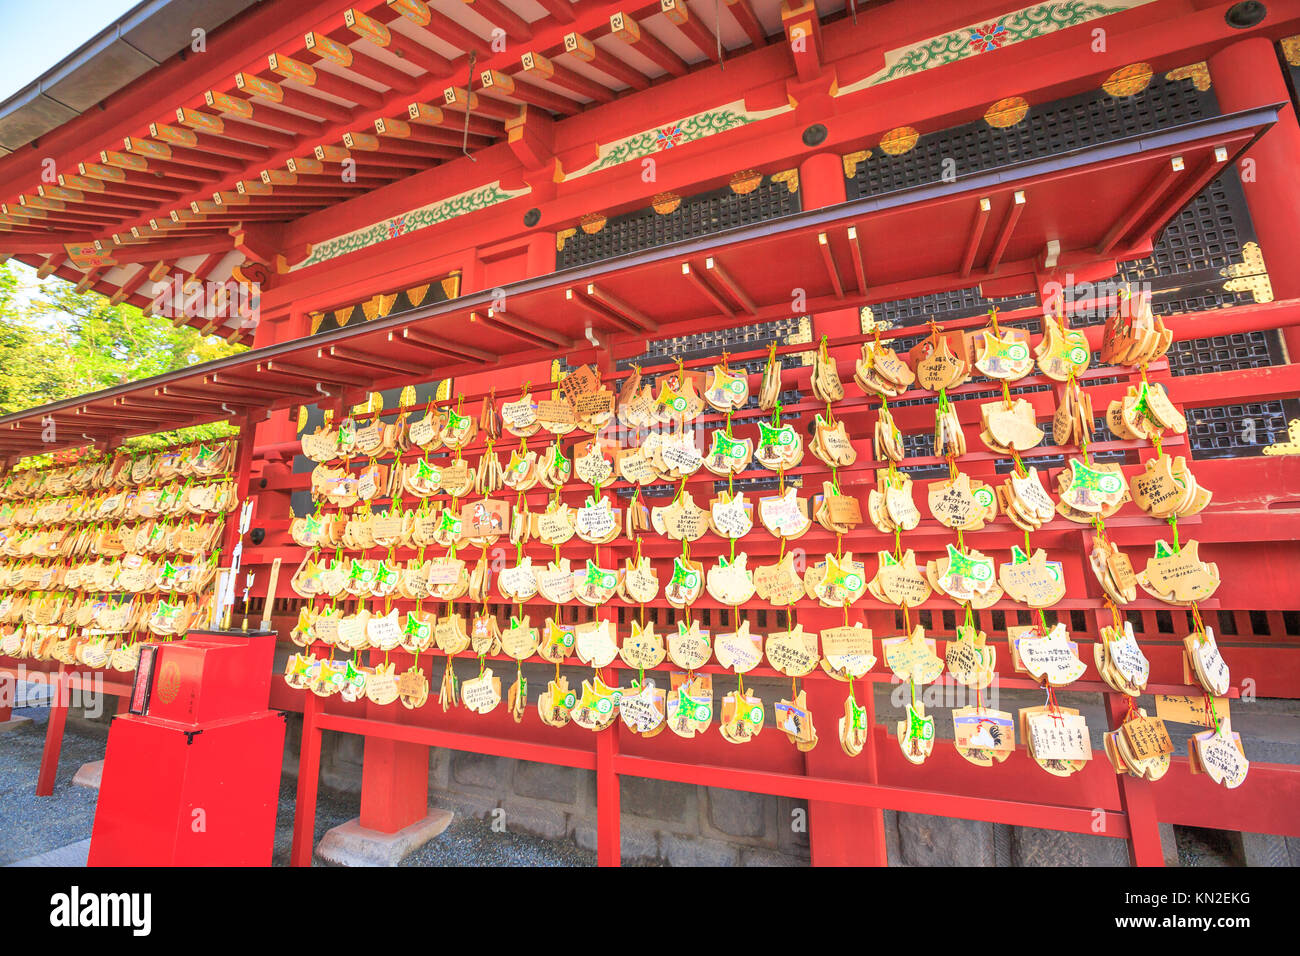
[284, 678, 1300, 866]
[303, 717, 1300, 865]
[38, 668, 1298, 866]
[299, 720, 1137, 865]
[310, 723, 812, 865]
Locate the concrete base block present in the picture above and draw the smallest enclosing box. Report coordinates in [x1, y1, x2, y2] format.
[72, 759, 104, 790]
[1237, 830, 1292, 867]
[7, 838, 91, 868]
[316, 810, 454, 867]
[0, 715, 32, 733]
[1158, 822, 1180, 867]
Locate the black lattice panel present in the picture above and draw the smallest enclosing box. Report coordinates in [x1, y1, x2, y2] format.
[617, 315, 809, 370]
[557, 178, 801, 270]
[1279, 40, 1300, 129]
[1151, 287, 1255, 318]
[870, 288, 1037, 330]
[1120, 172, 1251, 284]
[1186, 399, 1297, 459]
[846, 72, 1215, 200]
[1169, 330, 1283, 377]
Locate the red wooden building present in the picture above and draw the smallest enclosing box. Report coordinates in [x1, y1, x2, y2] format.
[2, 0, 1299, 866]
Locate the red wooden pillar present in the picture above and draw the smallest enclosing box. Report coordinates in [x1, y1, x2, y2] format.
[359, 737, 431, 832]
[591, 341, 623, 867]
[343, 229, 559, 839]
[799, 149, 890, 866]
[250, 307, 306, 465]
[596, 724, 621, 866]
[291, 691, 323, 866]
[1106, 695, 1164, 866]
[35, 669, 69, 796]
[1209, 38, 1300, 357]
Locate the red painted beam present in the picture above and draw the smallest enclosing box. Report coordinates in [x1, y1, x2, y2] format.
[985, 189, 1025, 274]
[726, 0, 767, 48]
[480, 68, 584, 115]
[318, 712, 598, 768]
[563, 30, 650, 91]
[520, 50, 616, 103]
[659, 0, 718, 62]
[607, 9, 688, 77]
[463, 0, 534, 42]
[614, 754, 1130, 838]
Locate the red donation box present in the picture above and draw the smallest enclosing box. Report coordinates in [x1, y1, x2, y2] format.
[88, 631, 285, 866]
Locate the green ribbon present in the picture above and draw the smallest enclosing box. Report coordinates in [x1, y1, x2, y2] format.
[551, 444, 570, 474]
[848, 697, 867, 731]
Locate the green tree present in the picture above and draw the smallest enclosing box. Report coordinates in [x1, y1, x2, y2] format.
[0, 262, 247, 455]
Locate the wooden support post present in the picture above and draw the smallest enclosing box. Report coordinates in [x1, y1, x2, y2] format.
[359, 736, 431, 833]
[1107, 695, 1164, 867]
[593, 341, 622, 868]
[1210, 38, 1300, 359]
[291, 691, 323, 866]
[36, 668, 69, 796]
[596, 723, 621, 866]
[796, 148, 888, 866]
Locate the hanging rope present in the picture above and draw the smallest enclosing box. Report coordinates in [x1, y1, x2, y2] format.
[463, 52, 477, 162]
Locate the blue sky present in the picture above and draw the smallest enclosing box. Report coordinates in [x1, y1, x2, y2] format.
[0, 0, 143, 311]
[0, 0, 141, 102]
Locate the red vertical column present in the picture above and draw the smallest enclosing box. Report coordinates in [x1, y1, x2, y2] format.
[592, 342, 622, 867]
[595, 726, 621, 867]
[1106, 696, 1164, 866]
[250, 307, 308, 452]
[291, 692, 324, 866]
[798, 151, 889, 866]
[36, 668, 69, 796]
[349, 231, 559, 837]
[1209, 38, 1300, 357]
[358, 737, 431, 833]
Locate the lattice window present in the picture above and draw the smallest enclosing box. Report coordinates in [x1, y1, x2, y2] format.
[846, 72, 1215, 200]
[557, 178, 800, 270]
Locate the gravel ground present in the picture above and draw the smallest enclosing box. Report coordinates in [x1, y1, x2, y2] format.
[271, 783, 594, 866]
[2, 698, 592, 867]
[1174, 826, 1243, 867]
[0, 705, 102, 866]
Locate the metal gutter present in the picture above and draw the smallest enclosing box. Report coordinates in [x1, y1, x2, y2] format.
[0, 0, 257, 153]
